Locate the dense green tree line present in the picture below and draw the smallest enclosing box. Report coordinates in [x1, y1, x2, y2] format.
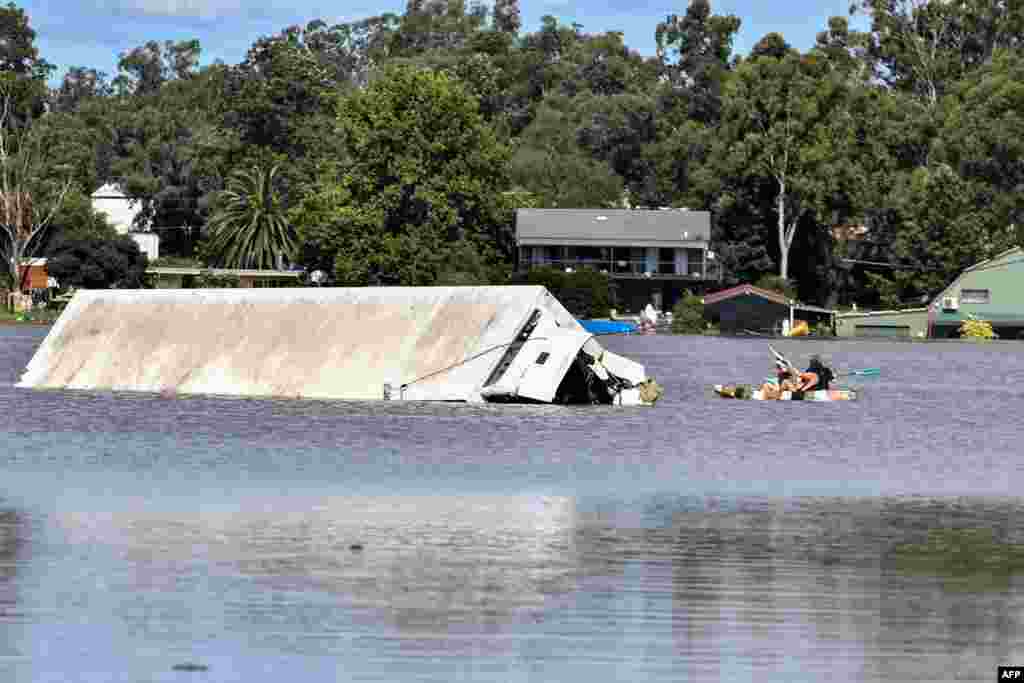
[0, 0, 1022, 306]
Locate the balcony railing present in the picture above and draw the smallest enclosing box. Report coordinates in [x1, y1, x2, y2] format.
[521, 258, 721, 280]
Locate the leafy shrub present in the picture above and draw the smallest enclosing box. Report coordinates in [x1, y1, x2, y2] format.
[813, 320, 835, 337]
[671, 291, 707, 334]
[520, 266, 610, 318]
[151, 256, 204, 268]
[435, 240, 509, 286]
[959, 314, 997, 340]
[46, 235, 149, 289]
[864, 272, 902, 309]
[754, 274, 797, 300]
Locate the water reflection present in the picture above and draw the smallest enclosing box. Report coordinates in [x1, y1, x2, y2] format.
[0, 505, 24, 662]
[59, 496, 580, 643]
[42, 494, 1024, 680]
[0, 506, 19, 600]
[6, 325, 1024, 681]
[569, 496, 1024, 681]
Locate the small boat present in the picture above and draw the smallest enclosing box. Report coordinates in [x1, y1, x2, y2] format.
[713, 384, 858, 401]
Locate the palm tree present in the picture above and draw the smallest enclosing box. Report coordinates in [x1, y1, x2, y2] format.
[205, 164, 296, 269]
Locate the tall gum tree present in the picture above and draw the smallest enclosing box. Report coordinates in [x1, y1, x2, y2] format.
[713, 50, 860, 281]
[0, 79, 72, 299]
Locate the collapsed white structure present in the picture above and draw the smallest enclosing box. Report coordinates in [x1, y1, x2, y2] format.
[18, 286, 660, 405]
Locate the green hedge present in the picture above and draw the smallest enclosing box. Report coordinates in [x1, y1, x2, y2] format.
[518, 266, 611, 319]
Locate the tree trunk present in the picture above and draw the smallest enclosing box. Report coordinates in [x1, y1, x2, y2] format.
[8, 247, 19, 294]
[777, 184, 790, 281]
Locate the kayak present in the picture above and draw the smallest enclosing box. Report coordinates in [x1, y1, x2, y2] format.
[713, 384, 858, 401]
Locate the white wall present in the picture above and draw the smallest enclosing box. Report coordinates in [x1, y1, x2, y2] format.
[130, 233, 159, 260]
[91, 184, 145, 235]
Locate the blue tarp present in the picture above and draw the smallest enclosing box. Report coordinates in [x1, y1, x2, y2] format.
[578, 319, 637, 335]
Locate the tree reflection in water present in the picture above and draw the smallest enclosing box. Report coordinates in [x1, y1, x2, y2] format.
[52, 494, 1024, 679]
[0, 505, 25, 647]
[59, 495, 583, 653]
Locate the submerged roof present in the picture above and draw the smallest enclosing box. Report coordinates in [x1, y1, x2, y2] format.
[516, 209, 710, 247]
[18, 286, 586, 402]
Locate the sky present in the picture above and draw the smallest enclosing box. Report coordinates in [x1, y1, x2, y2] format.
[26, 0, 870, 85]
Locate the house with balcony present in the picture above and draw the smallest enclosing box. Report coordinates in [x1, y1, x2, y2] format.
[515, 208, 720, 313]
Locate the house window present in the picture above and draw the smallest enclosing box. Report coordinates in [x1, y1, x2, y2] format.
[960, 289, 990, 304]
[567, 246, 610, 267]
[658, 248, 675, 274]
[687, 249, 704, 277]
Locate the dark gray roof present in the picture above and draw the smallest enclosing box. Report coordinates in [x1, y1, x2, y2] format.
[516, 209, 710, 248]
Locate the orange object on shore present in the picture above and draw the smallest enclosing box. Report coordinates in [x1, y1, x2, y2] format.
[789, 320, 809, 337]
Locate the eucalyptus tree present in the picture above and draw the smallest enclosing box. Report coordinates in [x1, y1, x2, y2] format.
[0, 1, 52, 121]
[871, 50, 1024, 299]
[851, 0, 1024, 107]
[205, 164, 296, 270]
[639, 1, 741, 207]
[113, 39, 202, 96]
[0, 77, 73, 295]
[654, 0, 742, 125]
[706, 50, 864, 282]
[493, 0, 521, 35]
[52, 67, 112, 113]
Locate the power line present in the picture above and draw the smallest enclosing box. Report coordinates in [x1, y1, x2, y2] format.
[840, 258, 946, 272]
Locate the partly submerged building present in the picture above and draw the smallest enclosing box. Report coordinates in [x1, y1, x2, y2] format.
[927, 247, 1024, 339]
[834, 246, 1024, 339]
[18, 286, 660, 405]
[515, 208, 720, 313]
[702, 284, 835, 336]
[834, 307, 929, 339]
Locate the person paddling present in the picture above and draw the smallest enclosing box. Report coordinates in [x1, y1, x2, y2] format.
[760, 362, 800, 399]
[796, 355, 834, 393]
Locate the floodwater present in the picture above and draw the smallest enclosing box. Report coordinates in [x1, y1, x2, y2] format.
[2, 324, 1024, 682]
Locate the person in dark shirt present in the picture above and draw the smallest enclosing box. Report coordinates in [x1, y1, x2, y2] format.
[797, 355, 834, 392]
